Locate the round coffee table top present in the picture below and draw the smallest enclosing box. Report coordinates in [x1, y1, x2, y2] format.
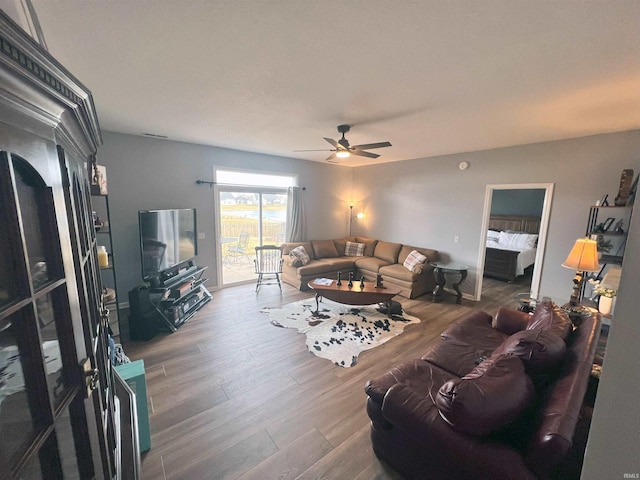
[307, 279, 400, 306]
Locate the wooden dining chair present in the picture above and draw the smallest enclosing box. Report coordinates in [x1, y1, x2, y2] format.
[254, 245, 283, 292]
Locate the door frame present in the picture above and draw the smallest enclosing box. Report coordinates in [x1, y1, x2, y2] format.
[474, 182, 554, 301]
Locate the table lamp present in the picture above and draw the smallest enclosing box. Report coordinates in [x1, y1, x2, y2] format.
[561, 237, 600, 315]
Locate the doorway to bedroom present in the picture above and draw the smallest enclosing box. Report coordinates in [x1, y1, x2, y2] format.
[476, 183, 554, 301]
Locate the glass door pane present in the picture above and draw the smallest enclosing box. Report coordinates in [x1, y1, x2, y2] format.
[219, 192, 259, 285]
[261, 193, 287, 245]
[0, 310, 40, 469]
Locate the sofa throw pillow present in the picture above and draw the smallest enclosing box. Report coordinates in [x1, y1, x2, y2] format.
[403, 250, 427, 272]
[435, 354, 535, 436]
[311, 240, 338, 259]
[289, 245, 310, 266]
[345, 241, 365, 257]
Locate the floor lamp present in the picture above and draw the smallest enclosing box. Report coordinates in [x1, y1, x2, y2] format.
[561, 237, 600, 315]
[349, 205, 353, 236]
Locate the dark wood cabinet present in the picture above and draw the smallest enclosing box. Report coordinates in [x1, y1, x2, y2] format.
[0, 10, 136, 479]
[483, 247, 520, 282]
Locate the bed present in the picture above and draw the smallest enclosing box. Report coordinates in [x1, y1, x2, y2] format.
[484, 214, 540, 282]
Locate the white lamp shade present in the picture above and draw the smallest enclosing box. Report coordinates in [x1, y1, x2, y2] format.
[561, 238, 600, 272]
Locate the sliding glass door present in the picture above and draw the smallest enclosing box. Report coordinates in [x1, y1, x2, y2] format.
[215, 169, 294, 286]
[218, 189, 288, 285]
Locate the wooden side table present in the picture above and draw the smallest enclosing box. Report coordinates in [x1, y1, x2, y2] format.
[431, 262, 468, 304]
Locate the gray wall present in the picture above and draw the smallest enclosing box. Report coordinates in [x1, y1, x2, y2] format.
[353, 130, 640, 302]
[96, 129, 640, 476]
[96, 131, 352, 297]
[491, 188, 545, 217]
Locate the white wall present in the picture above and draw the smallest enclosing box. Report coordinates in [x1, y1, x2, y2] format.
[96, 131, 352, 297]
[353, 130, 640, 301]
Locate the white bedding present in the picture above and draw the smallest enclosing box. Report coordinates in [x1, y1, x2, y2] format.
[486, 230, 538, 276]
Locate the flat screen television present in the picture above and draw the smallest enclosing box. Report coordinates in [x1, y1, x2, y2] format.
[138, 208, 197, 280]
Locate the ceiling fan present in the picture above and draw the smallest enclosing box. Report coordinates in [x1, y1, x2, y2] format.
[295, 124, 392, 162]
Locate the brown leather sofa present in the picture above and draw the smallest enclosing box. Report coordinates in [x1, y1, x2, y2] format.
[365, 301, 601, 480]
[280, 236, 440, 299]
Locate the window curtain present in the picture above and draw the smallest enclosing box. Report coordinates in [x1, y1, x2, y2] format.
[286, 186, 305, 242]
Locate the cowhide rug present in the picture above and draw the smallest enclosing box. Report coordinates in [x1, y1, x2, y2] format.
[261, 298, 420, 367]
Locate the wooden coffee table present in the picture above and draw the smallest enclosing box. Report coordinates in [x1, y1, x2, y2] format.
[308, 279, 401, 318]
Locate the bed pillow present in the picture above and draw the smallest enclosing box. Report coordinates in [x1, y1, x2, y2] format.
[289, 245, 310, 266]
[498, 231, 538, 249]
[487, 230, 500, 244]
[345, 241, 365, 257]
[403, 249, 427, 272]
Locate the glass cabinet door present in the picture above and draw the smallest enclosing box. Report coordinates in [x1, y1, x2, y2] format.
[0, 153, 100, 479]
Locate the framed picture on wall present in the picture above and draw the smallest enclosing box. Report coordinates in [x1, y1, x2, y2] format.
[91, 164, 108, 195]
[602, 217, 615, 232]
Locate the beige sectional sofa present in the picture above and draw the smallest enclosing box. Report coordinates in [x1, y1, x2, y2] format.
[280, 236, 440, 299]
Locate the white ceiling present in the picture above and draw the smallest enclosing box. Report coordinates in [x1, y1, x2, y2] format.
[30, 0, 640, 167]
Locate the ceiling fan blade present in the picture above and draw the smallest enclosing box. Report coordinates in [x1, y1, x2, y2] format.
[325, 152, 338, 162]
[293, 149, 334, 152]
[323, 137, 340, 149]
[351, 141, 392, 150]
[351, 149, 380, 159]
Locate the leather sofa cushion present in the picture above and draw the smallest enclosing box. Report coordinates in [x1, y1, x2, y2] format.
[374, 241, 402, 263]
[492, 307, 530, 335]
[355, 236, 378, 256]
[436, 354, 535, 436]
[365, 358, 457, 406]
[440, 311, 508, 351]
[526, 301, 572, 340]
[493, 329, 566, 385]
[354, 256, 392, 273]
[422, 339, 496, 377]
[311, 240, 339, 259]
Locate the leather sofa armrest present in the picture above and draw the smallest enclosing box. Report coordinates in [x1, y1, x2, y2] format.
[492, 307, 530, 335]
[382, 383, 539, 480]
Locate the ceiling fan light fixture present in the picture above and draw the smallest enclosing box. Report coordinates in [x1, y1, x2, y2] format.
[336, 150, 350, 158]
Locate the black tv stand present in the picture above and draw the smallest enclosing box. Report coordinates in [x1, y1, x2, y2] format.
[147, 260, 212, 332]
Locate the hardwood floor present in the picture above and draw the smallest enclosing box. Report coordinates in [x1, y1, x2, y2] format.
[123, 275, 587, 480]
